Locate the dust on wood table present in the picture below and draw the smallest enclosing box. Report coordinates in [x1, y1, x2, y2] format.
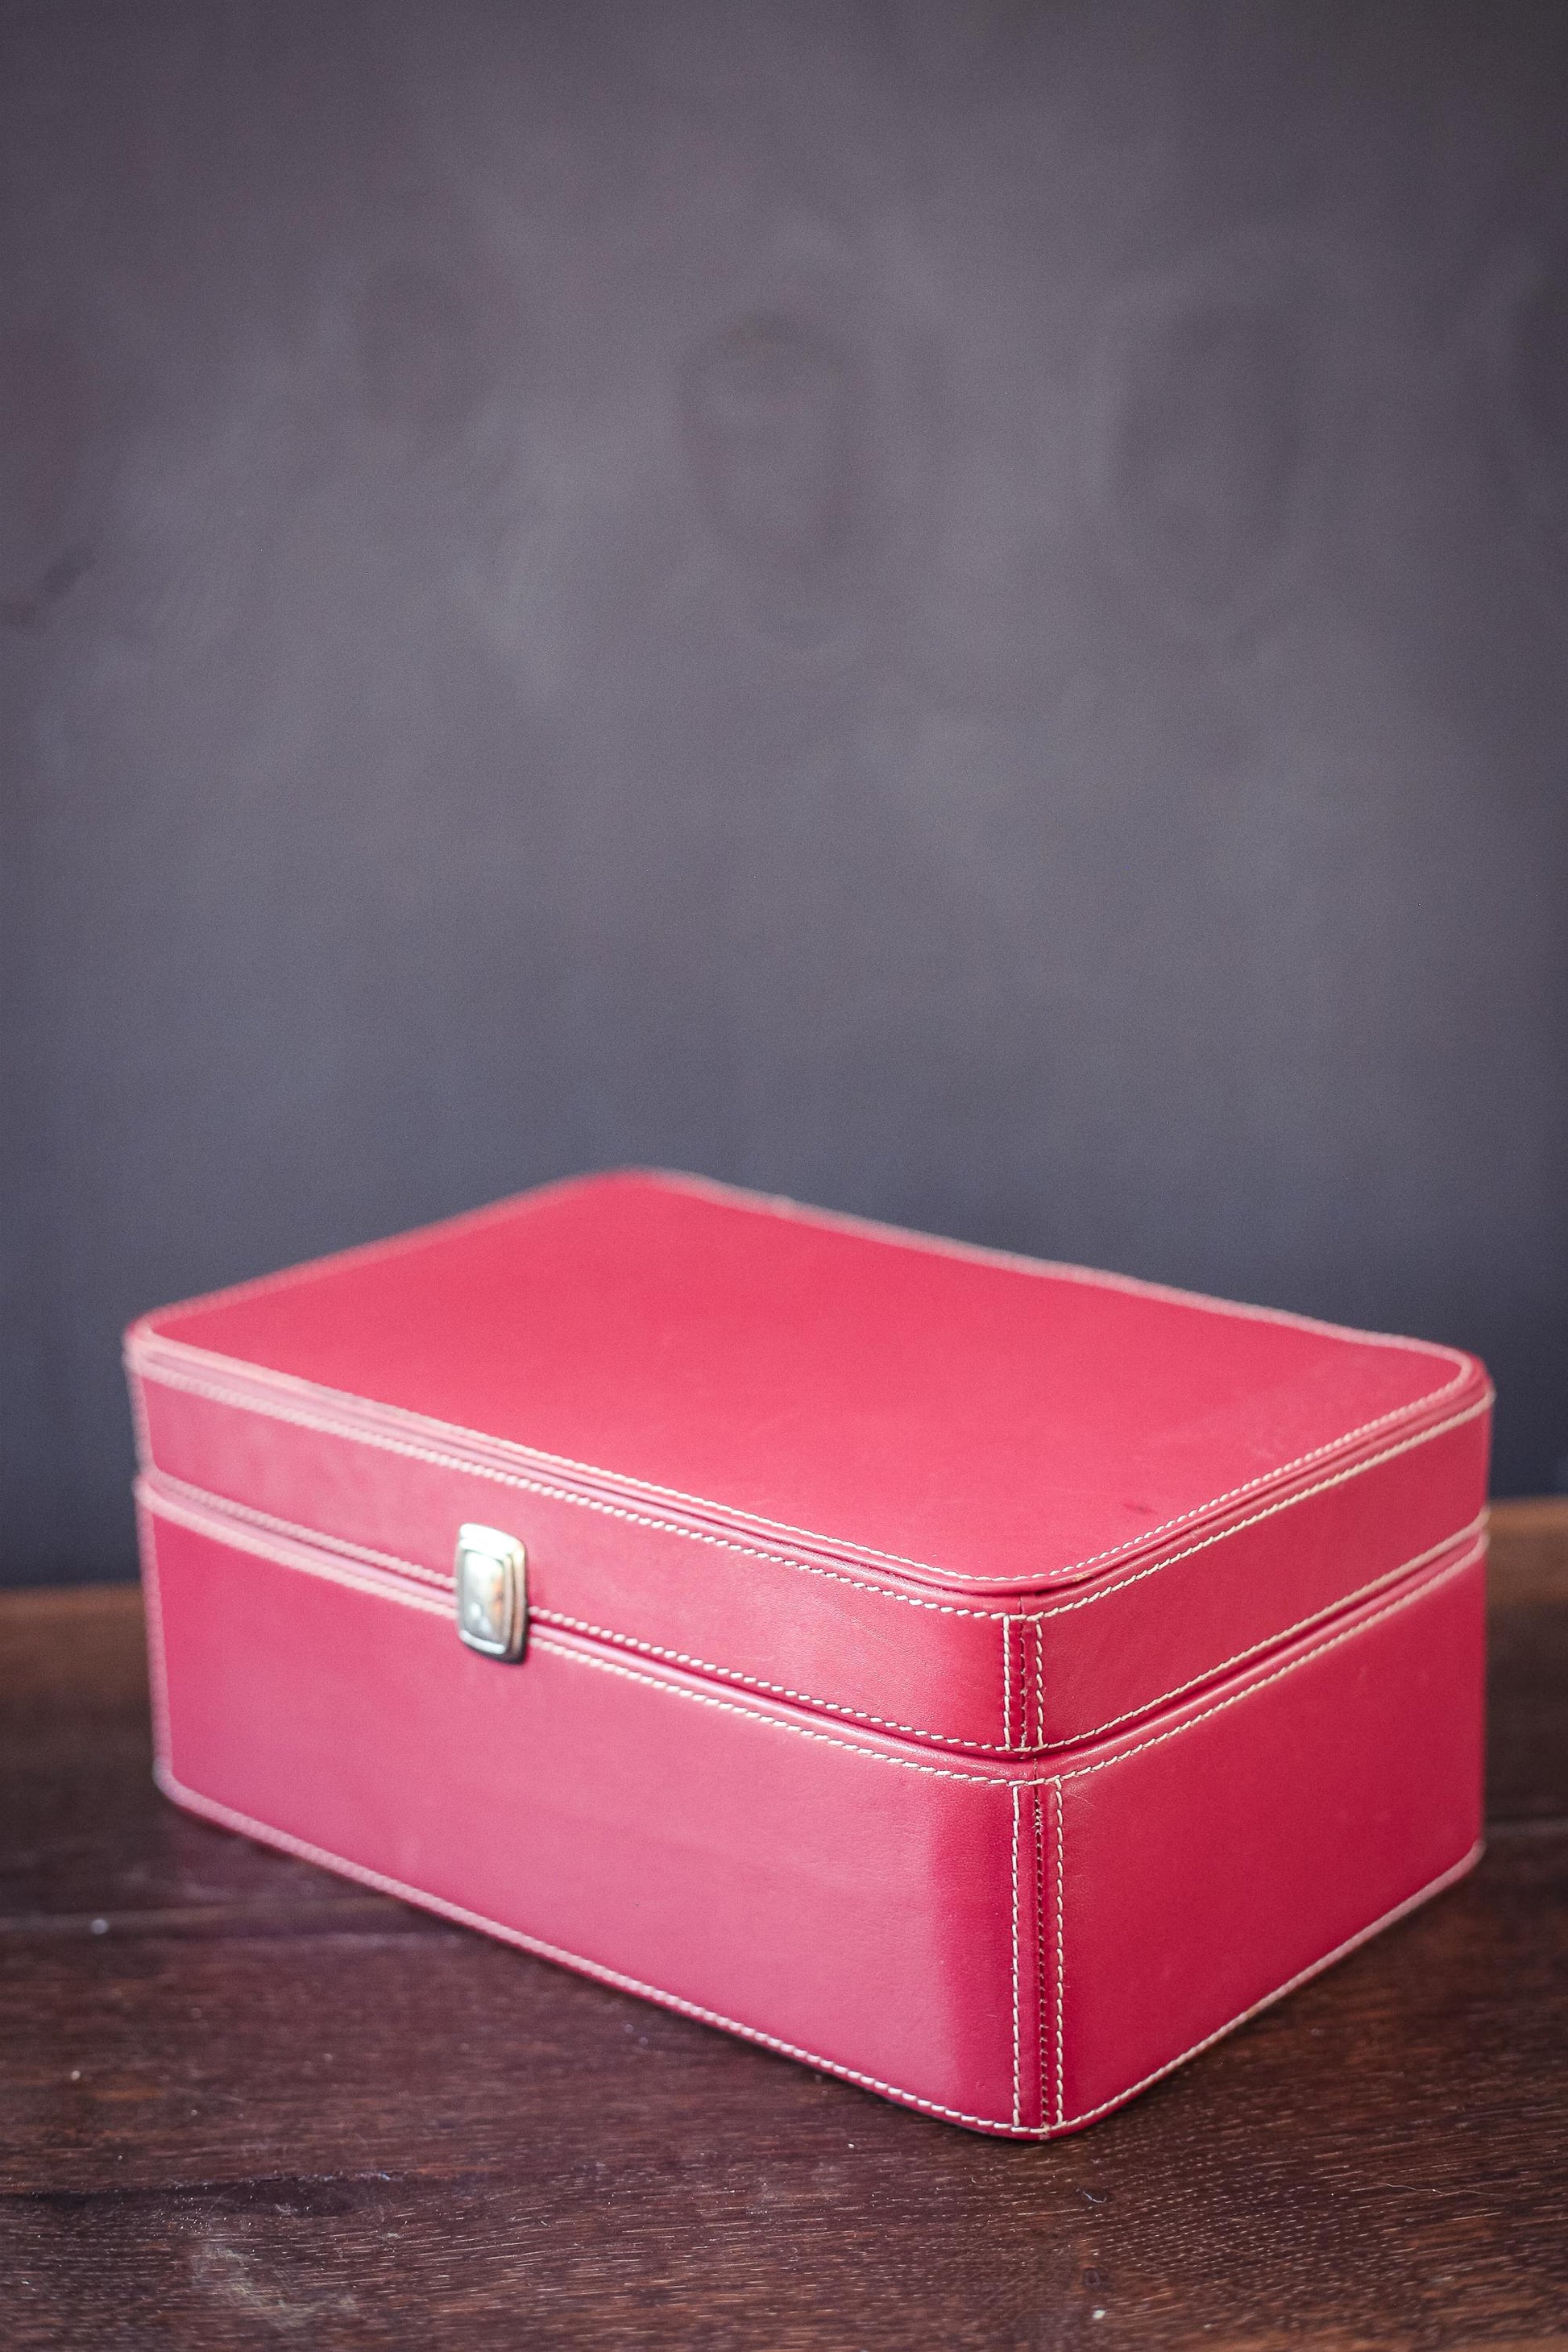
[2, 1501, 1566, 2352]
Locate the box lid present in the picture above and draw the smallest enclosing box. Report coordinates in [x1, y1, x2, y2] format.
[127, 1170, 1491, 1756]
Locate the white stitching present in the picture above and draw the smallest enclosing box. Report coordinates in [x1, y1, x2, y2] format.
[138, 1470, 1015, 1752]
[127, 1166, 1486, 1589]
[139, 1460, 1486, 1757]
[151, 1761, 1034, 2134]
[142, 1412, 1487, 2143]
[134, 1331, 953, 1583]
[1052, 1842, 1484, 2131]
[131, 1361, 1006, 1620]
[149, 1761, 1480, 2138]
[135, 1483, 1007, 1787]
[649, 1172, 1468, 1362]
[1032, 1617, 1044, 1749]
[535, 1607, 1002, 1748]
[1002, 1616, 1011, 1750]
[1052, 1537, 1485, 1788]
[1035, 1786, 1047, 2132]
[1029, 1399, 1491, 1620]
[131, 1346, 1489, 1622]
[640, 1172, 1480, 1574]
[160, 1153, 1464, 1396]
[147, 1471, 453, 1587]
[1010, 1784, 1021, 2130]
[1052, 1786, 1065, 2128]
[135, 1322, 1482, 1591]
[528, 1637, 1002, 1781]
[138, 1354, 1495, 1627]
[141, 1487, 1484, 2142]
[127, 1176, 588, 1334]
[151, 1759, 1481, 2138]
[1043, 1512, 1487, 1748]
[135, 1492, 1487, 1788]
[142, 1484, 452, 1620]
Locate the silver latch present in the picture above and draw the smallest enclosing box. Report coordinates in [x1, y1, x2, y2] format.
[454, 1524, 528, 1661]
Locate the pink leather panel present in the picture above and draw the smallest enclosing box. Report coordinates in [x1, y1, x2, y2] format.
[134, 1376, 1014, 1753]
[126, 1175, 1491, 2130]
[1028, 1404, 1489, 1745]
[131, 1354, 1488, 1757]
[132, 1170, 1486, 1589]
[139, 1496, 1023, 2132]
[137, 1485, 1484, 2135]
[1052, 1541, 1486, 2130]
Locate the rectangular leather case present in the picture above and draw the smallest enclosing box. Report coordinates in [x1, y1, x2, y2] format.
[126, 1169, 1491, 2137]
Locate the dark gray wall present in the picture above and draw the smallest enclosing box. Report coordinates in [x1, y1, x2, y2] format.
[3, 0, 1566, 1583]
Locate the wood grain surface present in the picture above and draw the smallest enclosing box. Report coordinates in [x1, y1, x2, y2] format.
[2, 1505, 1566, 2350]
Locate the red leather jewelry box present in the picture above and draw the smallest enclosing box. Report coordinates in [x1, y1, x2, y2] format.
[126, 1170, 1491, 2137]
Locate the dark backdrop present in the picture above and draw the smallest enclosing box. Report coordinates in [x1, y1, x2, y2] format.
[3, 0, 1566, 1583]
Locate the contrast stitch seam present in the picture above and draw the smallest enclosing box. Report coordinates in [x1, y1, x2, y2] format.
[144, 1489, 453, 1620]
[135, 1504, 1486, 1789]
[1035, 1786, 1048, 2133]
[536, 1607, 1002, 1748]
[136, 1487, 1009, 1787]
[146, 1472, 453, 1588]
[1032, 1617, 1045, 1749]
[888, 1358, 1477, 1578]
[132, 1345, 1488, 1600]
[1038, 1512, 1487, 1748]
[1052, 1538, 1485, 1787]
[143, 1463, 1483, 1757]
[148, 1787, 1480, 2139]
[655, 1173, 1472, 1363]
[152, 1765, 1027, 2135]
[133, 1362, 1006, 1620]
[130, 1179, 586, 1332]
[143, 1161, 1474, 1389]
[135, 1334, 954, 1582]
[1027, 1398, 1491, 1616]
[645, 1176, 1479, 1558]
[138, 1475, 1011, 1752]
[1053, 1842, 1483, 2130]
[1010, 1784, 1022, 2130]
[1052, 1785, 1065, 2128]
[1002, 1616, 1012, 1751]
[532, 1639, 1009, 1782]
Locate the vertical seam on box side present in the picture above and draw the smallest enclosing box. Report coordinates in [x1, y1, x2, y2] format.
[1052, 1782, 1065, 2127]
[1002, 1616, 1012, 1751]
[148, 1758, 1482, 2138]
[1035, 1785, 1048, 2132]
[1010, 1782, 1022, 2129]
[1032, 1616, 1044, 1748]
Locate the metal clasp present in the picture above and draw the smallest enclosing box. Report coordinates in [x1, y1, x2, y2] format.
[454, 1524, 528, 1661]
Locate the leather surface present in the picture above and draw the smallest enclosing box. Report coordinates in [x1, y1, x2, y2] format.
[127, 1172, 1491, 1753]
[136, 1483, 1486, 2134]
[133, 1170, 1484, 1583]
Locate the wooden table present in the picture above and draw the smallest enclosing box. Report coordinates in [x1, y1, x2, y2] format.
[3, 1503, 1565, 2350]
